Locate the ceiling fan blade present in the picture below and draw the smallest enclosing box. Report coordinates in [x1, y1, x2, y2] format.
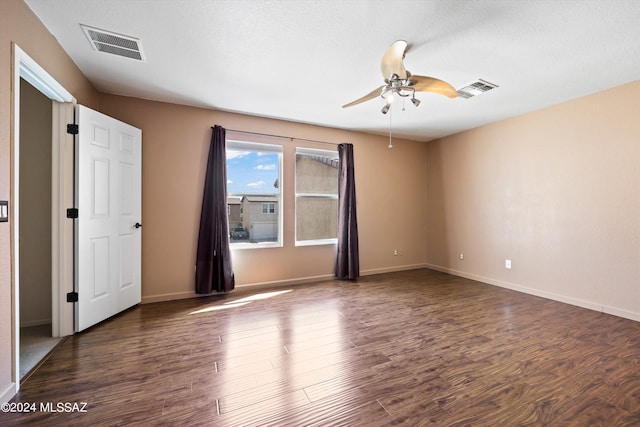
[380, 40, 408, 82]
[411, 75, 458, 98]
[342, 86, 386, 108]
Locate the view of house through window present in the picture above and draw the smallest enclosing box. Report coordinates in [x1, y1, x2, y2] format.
[295, 147, 339, 245]
[226, 141, 282, 246]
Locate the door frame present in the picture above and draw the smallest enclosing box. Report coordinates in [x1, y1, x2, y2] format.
[11, 44, 76, 392]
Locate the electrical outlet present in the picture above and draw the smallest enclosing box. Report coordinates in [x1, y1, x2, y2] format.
[505, 259, 512, 269]
[459, 253, 464, 260]
[0, 201, 8, 222]
[394, 249, 398, 256]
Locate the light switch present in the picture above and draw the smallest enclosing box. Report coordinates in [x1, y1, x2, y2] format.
[0, 201, 8, 222]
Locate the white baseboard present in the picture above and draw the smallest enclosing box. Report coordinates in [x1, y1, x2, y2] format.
[425, 263, 640, 323]
[603, 305, 640, 323]
[142, 291, 198, 304]
[142, 274, 337, 303]
[361, 263, 429, 276]
[1, 382, 17, 404]
[234, 273, 336, 292]
[141, 265, 428, 304]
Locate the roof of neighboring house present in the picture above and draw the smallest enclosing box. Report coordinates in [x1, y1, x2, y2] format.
[297, 154, 338, 169]
[244, 196, 278, 203]
[227, 197, 242, 205]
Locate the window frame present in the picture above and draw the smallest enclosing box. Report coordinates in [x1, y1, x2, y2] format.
[262, 203, 276, 214]
[226, 140, 283, 249]
[294, 147, 339, 247]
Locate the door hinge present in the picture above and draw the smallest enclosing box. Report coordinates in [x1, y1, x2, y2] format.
[66, 208, 78, 219]
[67, 292, 78, 303]
[67, 124, 79, 135]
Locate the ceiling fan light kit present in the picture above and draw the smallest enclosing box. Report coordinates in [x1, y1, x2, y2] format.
[379, 75, 424, 114]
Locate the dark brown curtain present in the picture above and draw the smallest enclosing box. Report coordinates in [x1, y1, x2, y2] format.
[195, 125, 235, 293]
[336, 143, 360, 280]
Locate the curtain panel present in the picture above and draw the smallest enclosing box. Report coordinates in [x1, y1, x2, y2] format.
[336, 143, 360, 280]
[195, 125, 235, 293]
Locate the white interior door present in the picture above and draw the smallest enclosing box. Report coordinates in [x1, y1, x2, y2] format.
[75, 105, 142, 332]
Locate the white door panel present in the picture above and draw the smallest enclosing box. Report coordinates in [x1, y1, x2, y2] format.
[75, 105, 141, 332]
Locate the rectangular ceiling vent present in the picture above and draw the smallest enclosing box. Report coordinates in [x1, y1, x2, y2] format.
[457, 79, 498, 99]
[81, 25, 145, 62]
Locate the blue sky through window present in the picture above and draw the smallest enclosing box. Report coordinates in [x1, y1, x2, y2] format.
[226, 149, 279, 195]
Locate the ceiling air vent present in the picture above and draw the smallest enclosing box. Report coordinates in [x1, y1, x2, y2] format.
[457, 79, 498, 99]
[81, 25, 145, 61]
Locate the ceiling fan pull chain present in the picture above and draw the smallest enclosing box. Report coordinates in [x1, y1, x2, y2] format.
[388, 106, 393, 149]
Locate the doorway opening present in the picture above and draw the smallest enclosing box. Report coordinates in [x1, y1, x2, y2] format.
[18, 78, 63, 380]
[11, 44, 76, 394]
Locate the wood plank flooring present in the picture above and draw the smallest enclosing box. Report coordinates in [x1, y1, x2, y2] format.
[3, 268, 640, 426]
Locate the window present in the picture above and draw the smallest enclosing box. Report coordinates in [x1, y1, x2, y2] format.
[262, 203, 275, 214]
[295, 147, 339, 245]
[226, 141, 282, 247]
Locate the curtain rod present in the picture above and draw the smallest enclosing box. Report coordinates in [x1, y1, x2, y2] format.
[215, 127, 340, 147]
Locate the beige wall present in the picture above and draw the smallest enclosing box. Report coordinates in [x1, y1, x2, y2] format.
[1, 0, 98, 402]
[97, 94, 429, 302]
[19, 78, 52, 326]
[426, 80, 640, 320]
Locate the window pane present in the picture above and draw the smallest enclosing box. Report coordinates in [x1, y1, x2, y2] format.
[296, 197, 338, 241]
[295, 152, 338, 194]
[227, 141, 281, 245]
[295, 148, 339, 244]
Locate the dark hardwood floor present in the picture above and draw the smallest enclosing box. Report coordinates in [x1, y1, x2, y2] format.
[3, 269, 640, 426]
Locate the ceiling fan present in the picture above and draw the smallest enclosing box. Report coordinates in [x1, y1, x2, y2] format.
[342, 40, 458, 113]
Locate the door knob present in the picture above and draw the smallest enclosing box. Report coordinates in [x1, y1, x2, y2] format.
[134, 222, 142, 229]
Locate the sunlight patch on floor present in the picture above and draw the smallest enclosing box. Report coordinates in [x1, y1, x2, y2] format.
[189, 289, 293, 315]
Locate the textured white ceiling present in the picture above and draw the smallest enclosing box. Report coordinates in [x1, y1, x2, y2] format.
[24, 0, 640, 141]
